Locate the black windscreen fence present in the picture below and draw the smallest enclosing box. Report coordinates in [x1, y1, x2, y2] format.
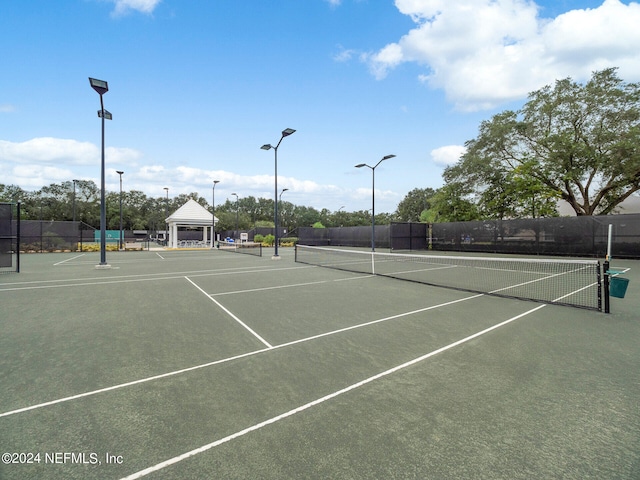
[428, 214, 640, 258]
[20, 220, 82, 252]
[298, 215, 639, 259]
[0, 203, 18, 272]
[298, 225, 391, 249]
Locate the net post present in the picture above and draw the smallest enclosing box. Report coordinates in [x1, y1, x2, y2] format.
[603, 260, 610, 314]
[294, 244, 298, 263]
[16, 202, 21, 273]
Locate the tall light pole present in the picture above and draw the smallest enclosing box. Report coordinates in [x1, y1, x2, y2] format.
[231, 193, 239, 241]
[355, 154, 395, 252]
[279, 188, 289, 237]
[261, 127, 295, 259]
[116, 170, 124, 250]
[89, 77, 111, 267]
[211, 180, 220, 248]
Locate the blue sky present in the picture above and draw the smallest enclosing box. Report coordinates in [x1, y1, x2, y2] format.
[1, 0, 639, 213]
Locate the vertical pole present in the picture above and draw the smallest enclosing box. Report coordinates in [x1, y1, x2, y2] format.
[72, 180, 76, 223]
[371, 167, 375, 252]
[603, 260, 610, 314]
[16, 202, 20, 273]
[99, 94, 107, 265]
[606, 224, 613, 261]
[119, 174, 123, 250]
[211, 182, 216, 248]
[274, 147, 279, 257]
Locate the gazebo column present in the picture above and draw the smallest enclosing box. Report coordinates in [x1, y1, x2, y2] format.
[171, 223, 179, 248]
[202, 226, 207, 244]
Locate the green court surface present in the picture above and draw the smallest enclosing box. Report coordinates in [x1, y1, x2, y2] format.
[1, 248, 639, 479]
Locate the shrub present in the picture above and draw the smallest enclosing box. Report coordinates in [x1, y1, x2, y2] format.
[263, 234, 275, 246]
[279, 237, 298, 247]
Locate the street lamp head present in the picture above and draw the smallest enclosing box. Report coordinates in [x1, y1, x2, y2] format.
[261, 144, 273, 151]
[282, 188, 289, 193]
[355, 163, 367, 168]
[89, 77, 108, 95]
[116, 170, 124, 175]
[382, 154, 396, 161]
[98, 109, 113, 120]
[281, 128, 296, 137]
[231, 192, 238, 197]
[213, 180, 220, 185]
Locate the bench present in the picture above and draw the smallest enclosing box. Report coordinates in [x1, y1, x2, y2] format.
[124, 242, 144, 251]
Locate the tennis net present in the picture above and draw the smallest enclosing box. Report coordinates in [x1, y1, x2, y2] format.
[295, 245, 603, 311]
[218, 240, 263, 257]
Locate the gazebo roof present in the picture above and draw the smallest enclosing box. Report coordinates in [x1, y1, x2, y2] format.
[166, 198, 217, 226]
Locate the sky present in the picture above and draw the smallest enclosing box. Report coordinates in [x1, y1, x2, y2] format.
[1, 0, 640, 214]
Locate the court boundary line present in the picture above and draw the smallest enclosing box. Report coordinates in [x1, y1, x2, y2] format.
[53, 254, 86, 265]
[210, 274, 373, 296]
[0, 264, 313, 291]
[0, 292, 485, 418]
[184, 276, 273, 348]
[120, 303, 547, 480]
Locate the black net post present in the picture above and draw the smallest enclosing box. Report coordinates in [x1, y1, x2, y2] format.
[603, 260, 610, 314]
[16, 202, 20, 273]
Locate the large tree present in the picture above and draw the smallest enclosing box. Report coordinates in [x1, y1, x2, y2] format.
[396, 187, 436, 222]
[445, 68, 640, 216]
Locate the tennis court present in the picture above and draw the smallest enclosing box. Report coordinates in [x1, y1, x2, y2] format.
[1, 247, 638, 479]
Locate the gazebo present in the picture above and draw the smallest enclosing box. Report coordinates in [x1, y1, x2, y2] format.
[165, 198, 218, 248]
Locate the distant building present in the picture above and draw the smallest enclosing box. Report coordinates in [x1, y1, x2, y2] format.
[558, 196, 640, 216]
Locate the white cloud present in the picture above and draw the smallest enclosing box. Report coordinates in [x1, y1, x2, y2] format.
[3, 163, 76, 190]
[0, 138, 398, 211]
[0, 104, 16, 113]
[333, 45, 358, 62]
[0, 138, 98, 165]
[0, 137, 142, 166]
[366, 0, 640, 110]
[431, 145, 466, 166]
[110, 0, 161, 16]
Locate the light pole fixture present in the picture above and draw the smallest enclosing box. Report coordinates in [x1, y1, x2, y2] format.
[231, 193, 239, 242]
[211, 180, 220, 248]
[261, 127, 295, 259]
[89, 77, 111, 268]
[355, 154, 395, 252]
[116, 171, 124, 250]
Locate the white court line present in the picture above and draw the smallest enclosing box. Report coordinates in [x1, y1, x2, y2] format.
[211, 275, 373, 296]
[53, 254, 86, 265]
[488, 265, 592, 295]
[156, 252, 165, 260]
[0, 292, 483, 418]
[553, 282, 597, 303]
[184, 276, 273, 349]
[120, 303, 547, 480]
[0, 264, 309, 291]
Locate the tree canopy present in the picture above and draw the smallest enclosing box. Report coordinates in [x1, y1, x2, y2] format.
[444, 68, 640, 216]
